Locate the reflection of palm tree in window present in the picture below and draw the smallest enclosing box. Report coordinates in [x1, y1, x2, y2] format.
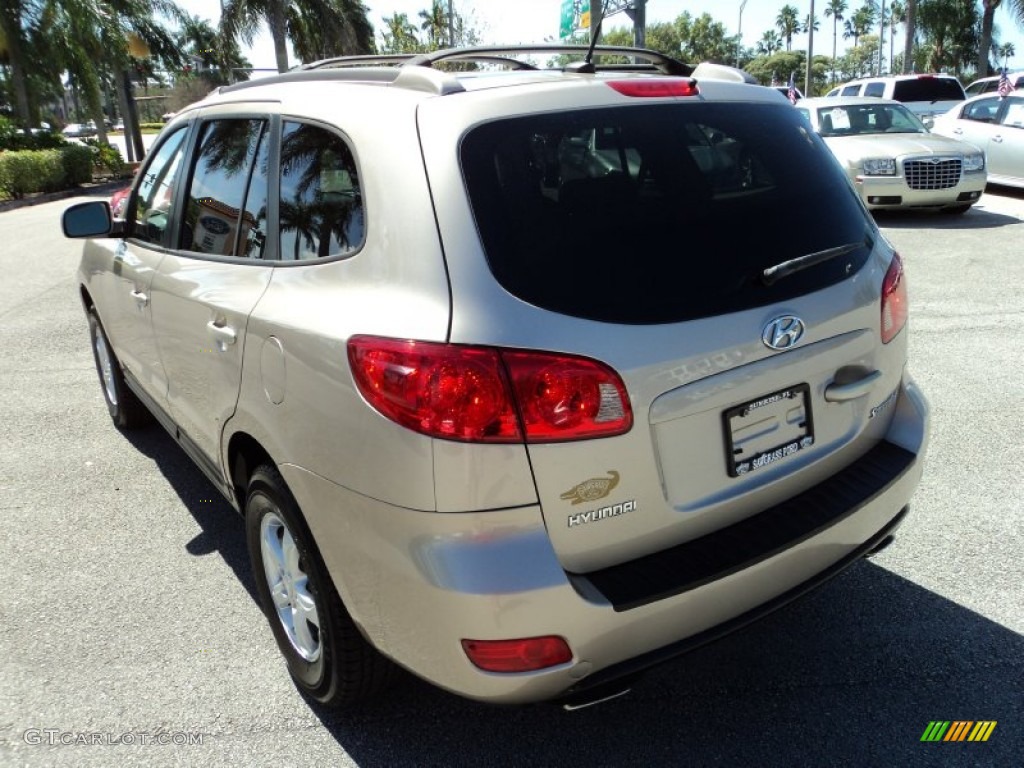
[280, 123, 363, 259]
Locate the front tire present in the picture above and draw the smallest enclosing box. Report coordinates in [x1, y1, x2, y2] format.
[87, 310, 151, 429]
[245, 464, 395, 707]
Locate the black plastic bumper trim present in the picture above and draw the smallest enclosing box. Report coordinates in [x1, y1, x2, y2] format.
[568, 441, 916, 612]
[557, 504, 910, 704]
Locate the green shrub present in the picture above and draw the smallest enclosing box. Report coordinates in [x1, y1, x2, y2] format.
[81, 138, 124, 176]
[139, 122, 166, 131]
[0, 149, 66, 198]
[61, 144, 94, 185]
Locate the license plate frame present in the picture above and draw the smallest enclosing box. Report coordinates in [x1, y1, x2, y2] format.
[723, 384, 814, 477]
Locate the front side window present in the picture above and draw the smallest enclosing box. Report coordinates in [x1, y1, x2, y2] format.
[461, 103, 872, 324]
[863, 82, 885, 97]
[131, 127, 187, 247]
[279, 121, 364, 261]
[181, 119, 267, 257]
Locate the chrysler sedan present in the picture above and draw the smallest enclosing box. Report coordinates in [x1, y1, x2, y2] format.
[931, 92, 1024, 190]
[797, 97, 986, 214]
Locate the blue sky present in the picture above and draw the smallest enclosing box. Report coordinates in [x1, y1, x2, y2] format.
[176, 0, 1024, 72]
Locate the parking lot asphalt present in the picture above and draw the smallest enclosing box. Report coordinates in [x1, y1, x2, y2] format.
[0, 189, 1021, 767]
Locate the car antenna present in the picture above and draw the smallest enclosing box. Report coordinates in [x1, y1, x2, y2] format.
[566, 3, 607, 74]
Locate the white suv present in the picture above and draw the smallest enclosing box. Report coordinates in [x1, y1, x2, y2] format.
[827, 73, 966, 123]
[62, 46, 929, 709]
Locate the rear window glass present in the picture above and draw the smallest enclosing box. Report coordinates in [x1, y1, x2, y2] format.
[892, 78, 965, 102]
[460, 103, 873, 324]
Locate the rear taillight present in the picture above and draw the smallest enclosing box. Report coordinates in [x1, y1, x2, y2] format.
[347, 336, 632, 443]
[461, 636, 572, 673]
[881, 252, 908, 343]
[607, 78, 699, 98]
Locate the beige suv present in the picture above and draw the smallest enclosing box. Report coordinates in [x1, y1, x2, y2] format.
[62, 46, 930, 709]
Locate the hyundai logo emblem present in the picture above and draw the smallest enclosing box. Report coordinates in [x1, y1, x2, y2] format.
[762, 315, 805, 351]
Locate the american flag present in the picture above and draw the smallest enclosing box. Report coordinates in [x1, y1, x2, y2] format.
[787, 72, 797, 104]
[998, 67, 1014, 98]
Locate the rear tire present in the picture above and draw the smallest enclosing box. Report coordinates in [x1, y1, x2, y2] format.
[245, 463, 396, 707]
[87, 310, 151, 429]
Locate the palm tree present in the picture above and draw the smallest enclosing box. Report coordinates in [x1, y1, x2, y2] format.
[776, 5, 801, 51]
[824, 0, 848, 83]
[888, 1, 905, 73]
[418, 1, 448, 50]
[0, 0, 44, 130]
[997, 41, 1016, 65]
[381, 12, 420, 53]
[902, 0, 916, 72]
[222, 0, 373, 73]
[977, 2, 1024, 77]
[757, 29, 784, 56]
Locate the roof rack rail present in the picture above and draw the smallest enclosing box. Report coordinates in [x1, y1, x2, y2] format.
[215, 44, 699, 99]
[404, 45, 692, 76]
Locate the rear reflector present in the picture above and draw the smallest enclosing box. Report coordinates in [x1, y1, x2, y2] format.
[881, 253, 908, 344]
[462, 636, 572, 673]
[347, 336, 632, 443]
[607, 79, 699, 98]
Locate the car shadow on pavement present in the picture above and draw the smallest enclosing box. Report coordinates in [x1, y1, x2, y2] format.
[873, 206, 1020, 230]
[111, 425, 1023, 766]
[309, 560, 1023, 767]
[120, 423, 257, 602]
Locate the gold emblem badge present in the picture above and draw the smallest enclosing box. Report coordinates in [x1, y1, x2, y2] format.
[560, 471, 620, 505]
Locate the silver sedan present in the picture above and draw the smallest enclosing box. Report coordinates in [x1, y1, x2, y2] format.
[931, 92, 1024, 189]
[797, 96, 987, 214]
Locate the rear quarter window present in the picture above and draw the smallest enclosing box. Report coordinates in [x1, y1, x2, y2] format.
[892, 78, 965, 102]
[460, 102, 874, 324]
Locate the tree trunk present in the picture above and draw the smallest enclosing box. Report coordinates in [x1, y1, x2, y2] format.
[977, 3, 998, 79]
[903, 0, 916, 73]
[0, 12, 34, 131]
[270, 0, 290, 73]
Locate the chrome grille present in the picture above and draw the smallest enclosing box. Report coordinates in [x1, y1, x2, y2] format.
[904, 158, 962, 190]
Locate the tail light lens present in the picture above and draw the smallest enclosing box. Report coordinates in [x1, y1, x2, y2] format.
[461, 636, 572, 673]
[347, 336, 632, 443]
[881, 253, 908, 344]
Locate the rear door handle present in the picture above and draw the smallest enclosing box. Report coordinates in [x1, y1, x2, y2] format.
[824, 369, 883, 402]
[130, 289, 148, 308]
[206, 321, 237, 347]
[952, 127, 963, 135]
[992, 135, 1003, 143]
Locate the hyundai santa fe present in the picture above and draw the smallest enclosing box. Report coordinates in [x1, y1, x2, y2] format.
[62, 45, 930, 709]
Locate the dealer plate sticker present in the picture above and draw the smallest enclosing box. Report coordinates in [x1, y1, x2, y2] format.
[723, 384, 814, 477]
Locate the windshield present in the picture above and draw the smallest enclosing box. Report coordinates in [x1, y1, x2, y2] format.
[816, 103, 927, 137]
[461, 102, 873, 325]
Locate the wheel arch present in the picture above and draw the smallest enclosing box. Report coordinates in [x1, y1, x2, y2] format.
[227, 431, 275, 513]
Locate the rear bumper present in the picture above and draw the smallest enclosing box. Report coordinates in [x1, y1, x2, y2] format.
[285, 377, 929, 704]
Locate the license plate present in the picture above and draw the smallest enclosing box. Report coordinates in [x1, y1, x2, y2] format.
[723, 384, 814, 477]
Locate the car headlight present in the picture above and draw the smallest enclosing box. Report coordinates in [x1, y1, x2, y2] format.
[963, 153, 985, 172]
[863, 158, 897, 176]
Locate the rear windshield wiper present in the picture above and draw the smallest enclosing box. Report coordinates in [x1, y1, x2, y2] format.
[761, 240, 866, 286]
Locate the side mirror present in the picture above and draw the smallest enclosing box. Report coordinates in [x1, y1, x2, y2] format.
[62, 201, 117, 238]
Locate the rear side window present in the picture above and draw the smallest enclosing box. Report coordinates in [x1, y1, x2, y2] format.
[964, 98, 1001, 122]
[181, 119, 267, 257]
[279, 121, 364, 261]
[892, 78, 965, 102]
[461, 103, 873, 324]
[841, 85, 861, 96]
[863, 82, 885, 97]
[131, 127, 187, 247]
